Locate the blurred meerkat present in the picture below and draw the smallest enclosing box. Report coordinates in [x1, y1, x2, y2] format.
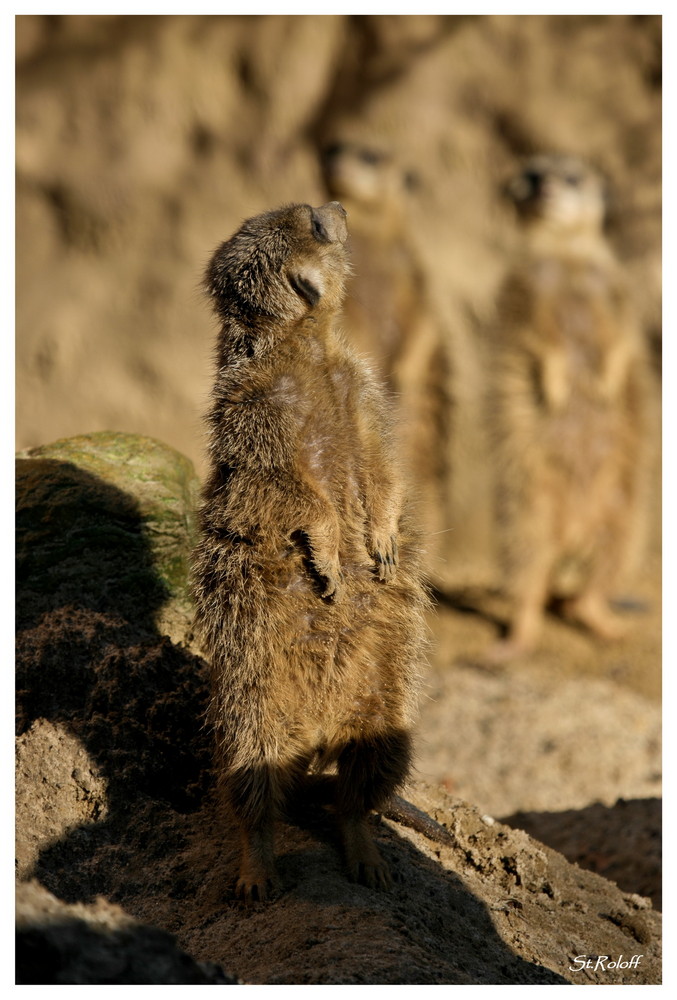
[321, 139, 453, 581]
[488, 153, 650, 660]
[192, 201, 428, 902]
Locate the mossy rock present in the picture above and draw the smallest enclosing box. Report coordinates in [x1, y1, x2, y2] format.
[16, 432, 200, 643]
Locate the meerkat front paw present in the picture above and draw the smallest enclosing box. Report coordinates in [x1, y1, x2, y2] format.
[368, 532, 398, 582]
[312, 555, 344, 600]
[292, 527, 343, 601]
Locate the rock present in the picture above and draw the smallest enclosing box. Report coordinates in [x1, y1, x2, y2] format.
[16, 881, 236, 985]
[16, 432, 212, 820]
[15, 432, 661, 983]
[502, 798, 662, 911]
[416, 655, 662, 817]
[16, 431, 200, 644]
[16, 720, 108, 880]
[62, 781, 656, 985]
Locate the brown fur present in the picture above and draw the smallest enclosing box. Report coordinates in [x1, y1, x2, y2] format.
[192, 201, 428, 901]
[321, 140, 453, 580]
[489, 154, 651, 659]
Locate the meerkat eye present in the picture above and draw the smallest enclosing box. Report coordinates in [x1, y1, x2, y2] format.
[564, 173, 581, 187]
[289, 271, 321, 307]
[323, 142, 343, 160]
[524, 169, 542, 189]
[359, 149, 384, 165]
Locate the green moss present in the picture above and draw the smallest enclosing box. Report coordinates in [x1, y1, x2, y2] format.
[16, 432, 201, 640]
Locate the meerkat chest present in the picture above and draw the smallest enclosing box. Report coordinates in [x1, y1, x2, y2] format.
[295, 357, 366, 515]
[531, 257, 619, 360]
[306, 373, 357, 475]
[533, 256, 612, 302]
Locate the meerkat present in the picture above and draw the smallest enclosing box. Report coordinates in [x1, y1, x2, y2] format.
[192, 201, 428, 902]
[488, 153, 650, 660]
[321, 139, 453, 580]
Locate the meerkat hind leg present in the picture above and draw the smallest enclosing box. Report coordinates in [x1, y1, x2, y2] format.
[335, 730, 412, 889]
[560, 589, 628, 641]
[558, 540, 630, 641]
[486, 557, 553, 662]
[228, 759, 291, 903]
[235, 821, 278, 903]
[339, 814, 392, 889]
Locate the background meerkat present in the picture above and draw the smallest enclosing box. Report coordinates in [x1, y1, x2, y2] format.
[321, 139, 453, 585]
[192, 201, 428, 902]
[488, 153, 651, 660]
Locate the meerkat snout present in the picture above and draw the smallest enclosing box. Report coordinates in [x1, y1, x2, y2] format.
[311, 202, 348, 244]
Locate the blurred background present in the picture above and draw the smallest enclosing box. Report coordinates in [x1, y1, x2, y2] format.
[15, 14, 662, 902]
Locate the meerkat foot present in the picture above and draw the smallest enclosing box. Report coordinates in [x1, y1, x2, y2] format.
[352, 855, 392, 890]
[340, 816, 392, 890]
[235, 827, 278, 903]
[561, 596, 628, 641]
[234, 857, 279, 904]
[234, 872, 278, 904]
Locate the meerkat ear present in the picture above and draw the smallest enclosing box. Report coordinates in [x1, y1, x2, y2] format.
[289, 267, 324, 307]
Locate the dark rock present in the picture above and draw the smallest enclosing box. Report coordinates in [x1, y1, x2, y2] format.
[16, 881, 237, 985]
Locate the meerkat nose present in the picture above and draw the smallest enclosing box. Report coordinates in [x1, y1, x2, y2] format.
[313, 202, 349, 244]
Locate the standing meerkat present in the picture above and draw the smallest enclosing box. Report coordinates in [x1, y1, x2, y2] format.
[321, 139, 453, 582]
[488, 153, 650, 660]
[192, 201, 428, 902]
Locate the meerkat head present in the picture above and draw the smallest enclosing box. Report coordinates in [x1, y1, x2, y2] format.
[321, 140, 416, 209]
[505, 154, 607, 235]
[205, 202, 349, 330]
